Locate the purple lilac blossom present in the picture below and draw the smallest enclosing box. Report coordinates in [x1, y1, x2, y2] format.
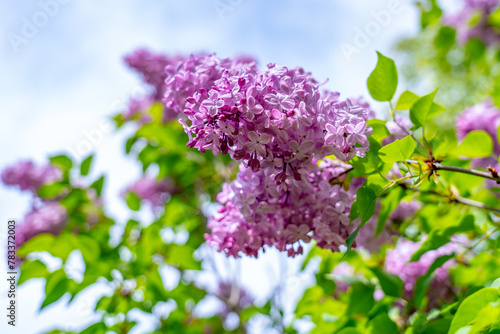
[389, 200, 422, 222]
[179, 56, 372, 182]
[383, 115, 413, 146]
[1, 160, 61, 193]
[355, 201, 396, 253]
[16, 203, 68, 246]
[206, 159, 357, 257]
[444, 0, 500, 46]
[384, 238, 463, 300]
[124, 176, 175, 212]
[331, 262, 356, 293]
[123, 96, 154, 124]
[354, 199, 421, 254]
[124, 48, 177, 100]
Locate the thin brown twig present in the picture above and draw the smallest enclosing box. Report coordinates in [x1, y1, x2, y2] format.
[406, 159, 500, 182]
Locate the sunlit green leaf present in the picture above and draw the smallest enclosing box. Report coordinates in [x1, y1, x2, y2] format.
[367, 52, 398, 102]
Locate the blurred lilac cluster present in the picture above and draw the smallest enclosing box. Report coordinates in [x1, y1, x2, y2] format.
[1, 161, 67, 250]
[384, 238, 464, 302]
[123, 49, 184, 123]
[1, 160, 61, 192]
[123, 176, 175, 213]
[444, 0, 500, 46]
[355, 199, 421, 254]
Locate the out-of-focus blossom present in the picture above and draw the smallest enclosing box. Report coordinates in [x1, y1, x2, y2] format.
[16, 203, 68, 246]
[124, 176, 175, 212]
[444, 0, 500, 46]
[1, 161, 61, 193]
[384, 238, 465, 303]
[390, 200, 421, 222]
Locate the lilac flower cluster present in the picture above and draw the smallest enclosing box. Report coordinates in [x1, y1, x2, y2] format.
[124, 48, 178, 100]
[165, 54, 258, 120]
[1, 160, 61, 193]
[354, 200, 421, 253]
[16, 202, 68, 245]
[180, 57, 372, 183]
[383, 115, 413, 146]
[384, 238, 464, 300]
[124, 176, 175, 213]
[1, 161, 68, 251]
[123, 49, 186, 123]
[206, 160, 357, 257]
[444, 0, 500, 46]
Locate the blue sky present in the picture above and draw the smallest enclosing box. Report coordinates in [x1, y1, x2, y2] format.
[0, 1, 418, 333]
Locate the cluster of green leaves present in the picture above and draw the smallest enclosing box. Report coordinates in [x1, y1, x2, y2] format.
[396, 0, 500, 121]
[288, 52, 500, 333]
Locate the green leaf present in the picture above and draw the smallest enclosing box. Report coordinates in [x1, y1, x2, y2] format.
[38, 182, 67, 199]
[49, 154, 73, 173]
[41, 269, 70, 309]
[18, 260, 49, 285]
[378, 135, 415, 165]
[409, 89, 443, 129]
[90, 175, 105, 197]
[338, 329, 363, 334]
[396, 91, 419, 110]
[469, 304, 500, 333]
[126, 191, 141, 211]
[347, 282, 375, 315]
[166, 244, 201, 271]
[367, 313, 398, 334]
[396, 91, 445, 115]
[80, 154, 94, 176]
[18, 234, 56, 257]
[411, 215, 474, 262]
[414, 254, 456, 309]
[448, 287, 500, 334]
[350, 137, 383, 175]
[434, 26, 456, 52]
[451, 130, 493, 158]
[344, 226, 360, 258]
[149, 102, 163, 124]
[125, 136, 138, 154]
[366, 119, 390, 142]
[367, 52, 398, 102]
[369, 266, 403, 298]
[73, 234, 100, 263]
[376, 187, 404, 235]
[420, 0, 442, 28]
[352, 187, 377, 225]
[497, 125, 500, 147]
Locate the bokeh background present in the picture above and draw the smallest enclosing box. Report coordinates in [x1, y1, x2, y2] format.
[0, 1, 421, 333]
